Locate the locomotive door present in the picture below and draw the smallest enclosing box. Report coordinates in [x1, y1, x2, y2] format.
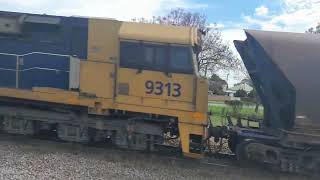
[80, 19, 119, 99]
[80, 61, 115, 99]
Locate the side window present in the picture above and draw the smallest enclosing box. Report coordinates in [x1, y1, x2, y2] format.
[144, 46, 154, 66]
[154, 46, 167, 69]
[169, 46, 193, 74]
[120, 41, 167, 71]
[120, 41, 142, 68]
[120, 41, 194, 74]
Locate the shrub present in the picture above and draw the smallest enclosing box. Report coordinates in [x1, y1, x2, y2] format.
[234, 89, 247, 97]
[225, 100, 243, 115]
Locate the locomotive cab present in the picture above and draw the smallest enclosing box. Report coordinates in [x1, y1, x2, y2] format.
[115, 22, 208, 157]
[80, 20, 209, 157]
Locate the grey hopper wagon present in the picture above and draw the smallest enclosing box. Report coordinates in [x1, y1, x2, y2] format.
[218, 30, 320, 174]
[235, 30, 320, 132]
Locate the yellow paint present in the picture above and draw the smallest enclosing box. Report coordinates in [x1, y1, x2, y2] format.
[192, 112, 206, 121]
[88, 18, 122, 62]
[178, 122, 206, 158]
[196, 77, 209, 113]
[117, 68, 195, 103]
[80, 61, 115, 99]
[119, 22, 198, 45]
[178, 111, 207, 125]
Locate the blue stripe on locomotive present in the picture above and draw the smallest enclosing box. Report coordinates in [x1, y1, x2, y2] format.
[0, 54, 17, 88]
[0, 11, 88, 90]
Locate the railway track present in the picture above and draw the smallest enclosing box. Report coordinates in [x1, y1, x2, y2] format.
[0, 132, 314, 180]
[0, 132, 234, 167]
[0, 132, 266, 170]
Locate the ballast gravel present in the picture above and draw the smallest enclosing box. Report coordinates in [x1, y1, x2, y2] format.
[0, 135, 312, 180]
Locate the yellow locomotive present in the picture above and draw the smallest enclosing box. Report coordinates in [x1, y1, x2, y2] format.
[0, 11, 208, 158]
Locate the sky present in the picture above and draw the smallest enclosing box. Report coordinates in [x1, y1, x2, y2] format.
[0, 0, 319, 85]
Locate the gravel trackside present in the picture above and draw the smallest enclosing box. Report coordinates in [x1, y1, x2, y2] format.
[0, 135, 315, 180]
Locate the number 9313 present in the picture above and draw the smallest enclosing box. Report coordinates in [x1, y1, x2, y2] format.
[145, 81, 181, 97]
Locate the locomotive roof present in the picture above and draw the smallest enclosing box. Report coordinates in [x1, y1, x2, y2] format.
[0, 11, 199, 46]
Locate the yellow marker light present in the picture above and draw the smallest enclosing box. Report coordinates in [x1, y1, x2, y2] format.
[192, 112, 206, 121]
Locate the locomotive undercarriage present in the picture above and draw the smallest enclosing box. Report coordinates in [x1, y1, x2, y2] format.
[235, 139, 320, 174]
[209, 116, 320, 174]
[0, 98, 179, 152]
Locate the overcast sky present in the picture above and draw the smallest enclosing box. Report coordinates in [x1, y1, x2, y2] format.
[1, 0, 319, 85]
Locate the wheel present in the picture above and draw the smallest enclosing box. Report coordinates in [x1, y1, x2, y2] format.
[236, 140, 249, 162]
[227, 135, 238, 153]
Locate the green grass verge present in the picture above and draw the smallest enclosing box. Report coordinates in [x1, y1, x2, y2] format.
[208, 104, 263, 128]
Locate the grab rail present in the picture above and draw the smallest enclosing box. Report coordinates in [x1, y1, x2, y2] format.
[0, 52, 71, 57]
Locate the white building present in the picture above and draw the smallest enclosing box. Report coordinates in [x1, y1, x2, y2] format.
[227, 81, 253, 97]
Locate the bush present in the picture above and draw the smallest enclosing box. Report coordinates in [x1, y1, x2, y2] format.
[248, 89, 257, 99]
[225, 100, 243, 115]
[234, 89, 247, 97]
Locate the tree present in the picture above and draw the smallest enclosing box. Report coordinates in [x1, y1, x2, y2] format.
[248, 89, 257, 99]
[306, 23, 320, 34]
[208, 74, 227, 95]
[234, 89, 247, 98]
[132, 9, 240, 77]
[248, 88, 261, 113]
[210, 74, 224, 82]
[233, 78, 253, 87]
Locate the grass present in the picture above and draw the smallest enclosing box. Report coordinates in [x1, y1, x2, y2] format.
[208, 102, 264, 128]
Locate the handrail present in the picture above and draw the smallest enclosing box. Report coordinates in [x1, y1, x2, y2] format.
[0, 51, 71, 58]
[19, 67, 69, 72]
[0, 67, 69, 72]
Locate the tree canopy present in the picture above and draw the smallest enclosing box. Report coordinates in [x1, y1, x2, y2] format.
[210, 74, 226, 83]
[208, 74, 227, 95]
[307, 23, 320, 34]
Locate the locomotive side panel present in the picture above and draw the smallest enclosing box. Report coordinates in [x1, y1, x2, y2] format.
[80, 61, 115, 99]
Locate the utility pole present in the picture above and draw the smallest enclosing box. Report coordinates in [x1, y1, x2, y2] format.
[226, 72, 230, 89]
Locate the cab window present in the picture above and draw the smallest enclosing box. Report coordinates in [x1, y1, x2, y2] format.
[120, 41, 142, 69]
[169, 46, 193, 74]
[143, 44, 167, 71]
[120, 41, 194, 74]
